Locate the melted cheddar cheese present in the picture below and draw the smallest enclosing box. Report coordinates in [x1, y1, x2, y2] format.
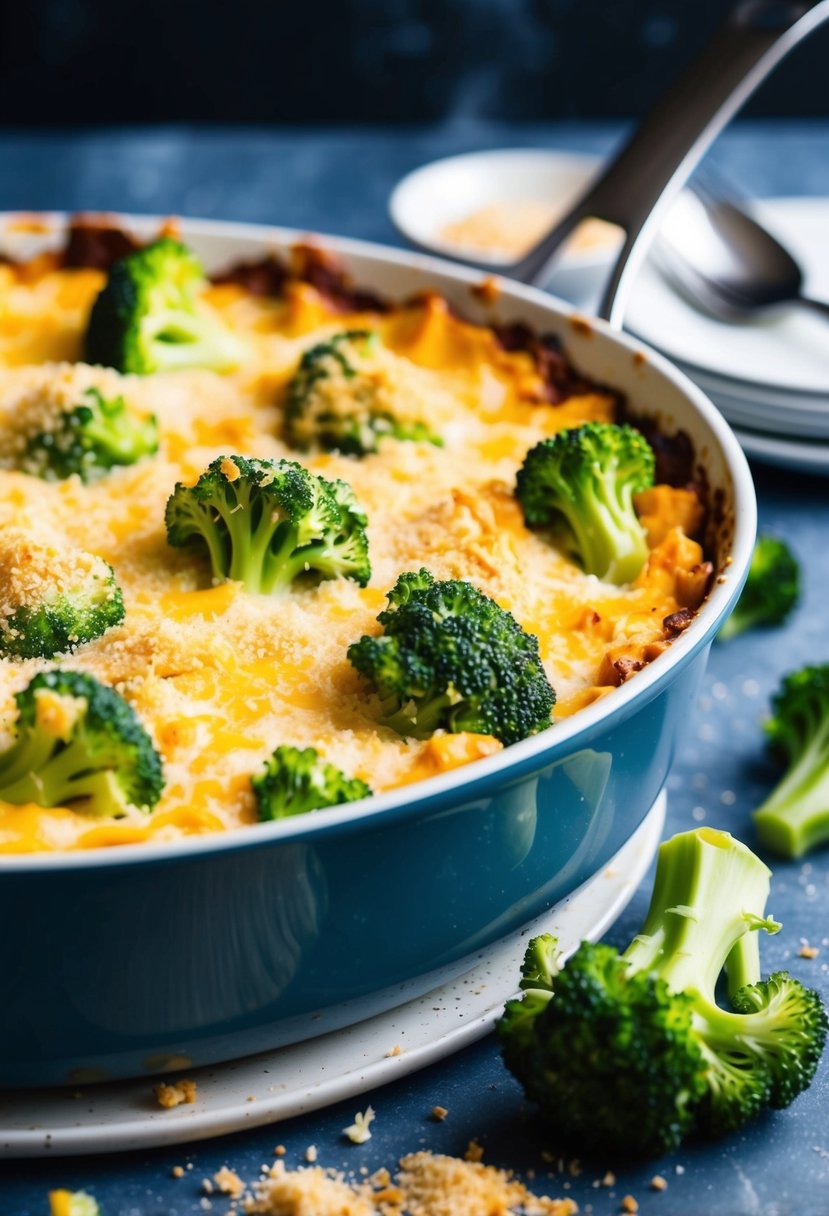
[0, 249, 709, 852]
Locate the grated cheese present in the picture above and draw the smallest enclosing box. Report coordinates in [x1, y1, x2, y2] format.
[0, 261, 709, 853]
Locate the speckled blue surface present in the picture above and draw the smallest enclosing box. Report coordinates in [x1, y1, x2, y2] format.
[4, 121, 829, 1215]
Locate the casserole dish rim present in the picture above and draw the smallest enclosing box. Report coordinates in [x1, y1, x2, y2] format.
[0, 211, 758, 872]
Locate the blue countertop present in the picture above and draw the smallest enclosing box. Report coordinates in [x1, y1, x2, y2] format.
[4, 121, 829, 1215]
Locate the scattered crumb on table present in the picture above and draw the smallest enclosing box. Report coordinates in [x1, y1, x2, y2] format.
[153, 1079, 197, 1109]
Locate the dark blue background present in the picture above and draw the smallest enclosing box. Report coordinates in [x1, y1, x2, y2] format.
[2, 0, 829, 125]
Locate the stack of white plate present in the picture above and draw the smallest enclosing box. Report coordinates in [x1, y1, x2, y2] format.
[390, 153, 829, 473]
[626, 197, 829, 475]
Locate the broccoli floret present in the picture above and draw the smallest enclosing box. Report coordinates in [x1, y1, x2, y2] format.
[719, 535, 800, 642]
[84, 237, 247, 375]
[515, 422, 655, 584]
[0, 529, 124, 659]
[498, 827, 827, 1157]
[49, 1192, 100, 1216]
[753, 664, 829, 858]
[347, 568, 555, 746]
[252, 745, 372, 820]
[284, 330, 443, 455]
[165, 455, 371, 594]
[0, 670, 164, 817]
[20, 387, 159, 483]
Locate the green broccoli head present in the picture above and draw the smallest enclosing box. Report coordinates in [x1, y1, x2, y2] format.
[516, 422, 655, 584]
[20, 387, 159, 482]
[719, 535, 800, 642]
[753, 664, 829, 858]
[284, 330, 443, 456]
[84, 237, 247, 375]
[252, 745, 372, 820]
[0, 529, 124, 660]
[497, 828, 827, 1157]
[347, 568, 555, 746]
[0, 670, 164, 816]
[165, 455, 371, 594]
[501, 939, 707, 1156]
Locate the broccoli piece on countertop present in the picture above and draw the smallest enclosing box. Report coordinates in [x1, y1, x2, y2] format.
[498, 827, 827, 1157]
[754, 664, 829, 858]
[165, 455, 371, 594]
[84, 237, 247, 375]
[20, 387, 159, 483]
[284, 329, 443, 456]
[0, 670, 164, 817]
[49, 1192, 100, 1216]
[347, 568, 555, 746]
[718, 535, 800, 642]
[0, 528, 124, 660]
[252, 745, 372, 820]
[516, 422, 655, 584]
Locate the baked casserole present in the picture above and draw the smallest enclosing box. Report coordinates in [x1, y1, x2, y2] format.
[0, 220, 713, 853]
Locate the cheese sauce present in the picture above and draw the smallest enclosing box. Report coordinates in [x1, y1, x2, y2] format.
[0, 254, 708, 851]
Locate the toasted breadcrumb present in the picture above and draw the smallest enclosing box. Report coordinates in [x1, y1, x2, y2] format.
[244, 1162, 377, 1216]
[799, 944, 820, 959]
[601, 1172, 616, 1187]
[397, 1151, 578, 1216]
[171, 1165, 185, 1179]
[274, 1145, 286, 1157]
[464, 1139, 484, 1163]
[650, 1175, 668, 1192]
[386, 1045, 402, 1057]
[621, 1196, 639, 1213]
[243, 1151, 577, 1216]
[430, 1105, 448, 1122]
[154, 1078, 197, 1108]
[214, 1166, 245, 1198]
[343, 1106, 375, 1144]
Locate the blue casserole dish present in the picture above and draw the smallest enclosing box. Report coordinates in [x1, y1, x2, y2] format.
[0, 215, 757, 1087]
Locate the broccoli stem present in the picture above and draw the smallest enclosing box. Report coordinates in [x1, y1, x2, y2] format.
[0, 734, 115, 810]
[724, 929, 762, 1000]
[623, 827, 774, 999]
[0, 722, 67, 789]
[753, 724, 829, 858]
[142, 308, 243, 372]
[718, 607, 762, 642]
[561, 482, 649, 586]
[379, 690, 457, 739]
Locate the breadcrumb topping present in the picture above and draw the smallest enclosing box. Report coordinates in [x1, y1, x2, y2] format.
[153, 1078, 197, 1108]
[243, 1151, 578, 1216]
[214, 1166, 245, 1197]
[0, 267, 708, 853]
[0, 526, 117, 620]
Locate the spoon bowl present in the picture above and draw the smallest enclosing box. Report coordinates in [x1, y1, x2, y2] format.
[654, 187, 829, 321]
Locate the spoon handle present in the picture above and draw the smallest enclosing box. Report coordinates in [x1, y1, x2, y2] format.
[799, 296, 829, 320]
[510, 0, 829, 328]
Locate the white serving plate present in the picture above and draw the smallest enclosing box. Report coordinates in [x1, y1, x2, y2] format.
[730, 424, 829, 474]
[628, 197, 829, 398]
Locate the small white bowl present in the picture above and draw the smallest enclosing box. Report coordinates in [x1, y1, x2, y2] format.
[389, 148, 621, 303]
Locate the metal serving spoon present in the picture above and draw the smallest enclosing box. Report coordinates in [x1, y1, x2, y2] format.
[511, 0, 829, 327]
[654, 186, 829, 322]
[431, 0, 829, 329]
